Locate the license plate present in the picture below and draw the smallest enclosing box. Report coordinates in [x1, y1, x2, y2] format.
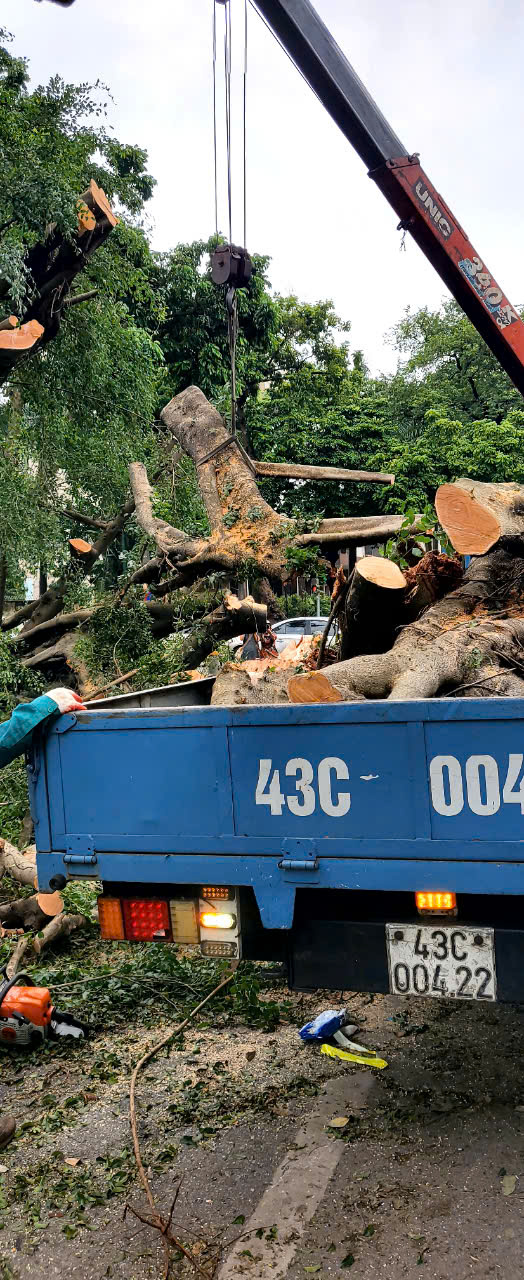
[386, 923, 496, 1001]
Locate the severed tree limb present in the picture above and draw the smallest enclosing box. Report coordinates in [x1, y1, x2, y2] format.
[0, 838, 36, 885]
[12, 608, 94, 649]
[6, 913, 87, 979]
[0, 180, 117, 384]
[3, 494, 136, 635]
[253, 460, 394, 485]
[175, 593, 266, 670]
[62, 289, 98, 307]
[296, 514, 423, 549]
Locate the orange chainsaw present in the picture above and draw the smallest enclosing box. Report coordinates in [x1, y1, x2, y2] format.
[0, 969, 87, 1046]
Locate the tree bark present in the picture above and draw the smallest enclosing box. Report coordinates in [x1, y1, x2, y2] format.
[176, 593, 266, 670]
[0, 839, 36, 885]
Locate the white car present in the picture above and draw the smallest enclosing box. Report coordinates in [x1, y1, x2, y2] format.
[228, 615, 334, 657]
[271, 615, 332, 652]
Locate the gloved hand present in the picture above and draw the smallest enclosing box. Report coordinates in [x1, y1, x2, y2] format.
[47, 688, 87, 714]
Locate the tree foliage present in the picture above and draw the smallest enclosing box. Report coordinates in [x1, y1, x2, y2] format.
[0, 29, 163, 591]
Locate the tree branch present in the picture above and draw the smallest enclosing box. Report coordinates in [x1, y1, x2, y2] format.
[63, 289, 98, 307]
[128, 462, 207, 561]
[61, 507, 109, 531]
[254, 460, 395, 486]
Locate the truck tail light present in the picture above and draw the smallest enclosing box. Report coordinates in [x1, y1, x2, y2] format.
[122, 899, 171, 941]
[201, 941, 237, 957]
[98, 896, 125, 940]
[200, 911, 236, 930]
[170, 900, 199, 944]
[416, 891, 457, 915]
[201, 886, 234, 900]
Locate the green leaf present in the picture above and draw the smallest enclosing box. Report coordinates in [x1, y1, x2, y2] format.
[341, 1255, 355, 1269]
[233, 1215, 245, 1225]
[363, 1224, 375, 1237]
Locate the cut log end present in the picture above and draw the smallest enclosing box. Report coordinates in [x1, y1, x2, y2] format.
[435, 483, 501, 554]
[88, 179, 118, 227]
[288, 672, 343, 704]
[356, 555, 406, 590]
[69, 537, 93, 558]
[0, 319, 44, 351]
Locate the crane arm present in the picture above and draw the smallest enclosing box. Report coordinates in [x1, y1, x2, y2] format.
[254, 0, 524, 396]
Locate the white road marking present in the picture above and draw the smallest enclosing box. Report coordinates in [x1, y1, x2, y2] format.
[217, 1071, 375, 1279]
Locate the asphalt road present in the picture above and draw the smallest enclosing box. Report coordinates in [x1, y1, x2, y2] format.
[1, 988, 523, 1279]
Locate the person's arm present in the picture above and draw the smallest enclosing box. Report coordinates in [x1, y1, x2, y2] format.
[0, 689, 86, 769]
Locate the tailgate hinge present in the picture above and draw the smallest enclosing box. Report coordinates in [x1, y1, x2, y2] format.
[63, 835, 97, 867]
[278, 858, 319, 872]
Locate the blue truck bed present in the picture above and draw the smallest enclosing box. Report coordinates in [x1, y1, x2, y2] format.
[32, 697, 524, 927]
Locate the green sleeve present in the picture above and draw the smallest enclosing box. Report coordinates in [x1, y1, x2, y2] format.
[0, 695, 59, 769]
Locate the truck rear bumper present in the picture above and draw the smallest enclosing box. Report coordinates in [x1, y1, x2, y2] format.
[288, 918, 524, 1001]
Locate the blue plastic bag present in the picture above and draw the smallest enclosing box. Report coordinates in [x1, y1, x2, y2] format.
[299, 1008, 347, 1042]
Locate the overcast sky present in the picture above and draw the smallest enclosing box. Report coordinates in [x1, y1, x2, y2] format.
[9, 0, 524, 374]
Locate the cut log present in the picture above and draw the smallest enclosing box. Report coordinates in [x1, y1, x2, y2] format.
[0, 315, 18, 331]
[287, 547, 524, 703]
[0, 319, 44, 351]
[254, 461, 395, 486]
[0, 839, 36, 885]
[340, 555, 406, 660]
[435, 479, 524, 554]
[0, 893, 55, 932]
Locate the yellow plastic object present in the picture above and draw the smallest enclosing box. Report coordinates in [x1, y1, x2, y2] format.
[321, 1042, 388, 1070]
[170, 899, 199, 945]
[97, 896, 125, 940]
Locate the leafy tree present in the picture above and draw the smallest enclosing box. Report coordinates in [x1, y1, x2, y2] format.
[248, 300, 390, 519]
[156, 238, 278, 419]
[0, 31, 163, 608]
[388, 299, 523, 429]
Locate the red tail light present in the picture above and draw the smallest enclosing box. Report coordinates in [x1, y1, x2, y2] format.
[122, 899, 171, 941]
